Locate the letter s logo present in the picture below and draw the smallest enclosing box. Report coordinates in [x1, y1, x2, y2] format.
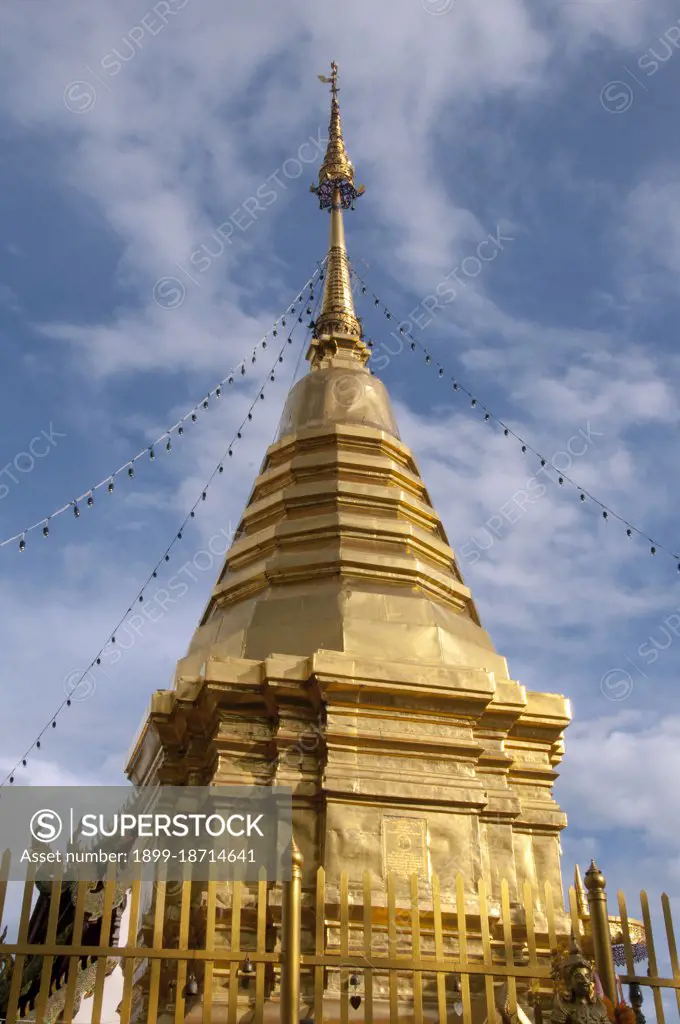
[30, 809, 63, 843]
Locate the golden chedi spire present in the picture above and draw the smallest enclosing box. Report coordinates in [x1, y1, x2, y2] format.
[309, 62, 368, 369]
[174, 61, 503, 670]
[128, 69, 571, 938]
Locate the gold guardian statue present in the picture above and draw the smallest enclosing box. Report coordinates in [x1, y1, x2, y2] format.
[551, 938, 611, 1024]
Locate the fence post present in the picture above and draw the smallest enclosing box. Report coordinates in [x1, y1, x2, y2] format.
[281, 837, 303, 1024]
[585, 860, 617, 1004]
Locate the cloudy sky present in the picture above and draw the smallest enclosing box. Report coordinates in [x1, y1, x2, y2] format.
[1, 0, 679, 964]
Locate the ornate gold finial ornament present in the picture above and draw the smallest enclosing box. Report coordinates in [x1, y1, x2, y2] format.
[308, 61, 368, 364]
[550, 935, 610, 1024]
[312, 61, 365, 209]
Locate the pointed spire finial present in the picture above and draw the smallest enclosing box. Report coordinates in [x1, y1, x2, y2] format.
[312, 61, 365, 209]
[574, 864, 589, 917]
[308, 62, 368, 369]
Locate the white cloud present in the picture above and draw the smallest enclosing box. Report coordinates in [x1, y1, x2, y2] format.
[561, 710, 680, 846]
[619, 175, 680, 299]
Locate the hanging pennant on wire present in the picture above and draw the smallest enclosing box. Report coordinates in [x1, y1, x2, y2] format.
[0, 268, 323, 788]
[3, 265, 325, 555]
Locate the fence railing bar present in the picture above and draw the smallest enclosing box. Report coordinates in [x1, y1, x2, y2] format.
[363, 869, 374, 1024]
[91, 866, 118, 1024]
[314, 867, 325, 1024]
[411, 873, 424, 1024]
[457, 872, 473, 1024]
[340, 870, 349, 1024]
[619, 976, 680, 992]
[201, 874, 217, 1024]
[501, 878, 517, 1015]
[660, 893, 680, 1019]
[61, 879, 89, 1023]
[387, 872, 398, 1024]
[119, 879, 142, 1024]
[5, 860, 36, 1024]
[617, 890, 636, 979]
[0, 941, 280, 962]
[641, 889, 666, 1024]
[478, 878, 497, 1024]
[432, 874, 447, 1023]
[254, 874, 268, 1024]
[173, 873, 193, 1024]
[34, 871, 63, 1024]
[227, 880, 242, 1024]
[567, 884, 581, 940]
[0, 850, 12, 932]
[147, 872, 167, 1024]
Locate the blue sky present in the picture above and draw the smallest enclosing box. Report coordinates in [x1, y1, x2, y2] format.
[1, 0, 680, 941]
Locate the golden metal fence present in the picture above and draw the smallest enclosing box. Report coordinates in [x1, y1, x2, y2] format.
[304, 866, 556, 1024]
[0, 843, 676, 1024]
[616, 888, 680, 1024]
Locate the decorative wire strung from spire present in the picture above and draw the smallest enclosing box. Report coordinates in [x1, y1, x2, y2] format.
[0, 269, 325, 555]
[308, 62, 369, 368]
[350, 264, 680, 572]
[0, 272, 323, 788]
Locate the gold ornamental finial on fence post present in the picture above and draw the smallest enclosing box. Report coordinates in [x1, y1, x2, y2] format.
[585, 860, 617, 1004]
[281, 837, 303, 1024]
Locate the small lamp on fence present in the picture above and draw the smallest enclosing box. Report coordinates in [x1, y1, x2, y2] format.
[452, 975, 463, 1017]
[629, 981, 646, 1024]
[529, 978, 544, 1024]
[349, 973, 362, 1011]
[182, 973, 199, 999]
[241, 956, 257, 989]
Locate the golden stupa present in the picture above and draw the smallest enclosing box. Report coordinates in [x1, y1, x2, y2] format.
[126, 62, 572, 1022]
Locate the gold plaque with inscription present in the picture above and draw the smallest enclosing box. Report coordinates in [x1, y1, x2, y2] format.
[381, 816, 429, 880]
